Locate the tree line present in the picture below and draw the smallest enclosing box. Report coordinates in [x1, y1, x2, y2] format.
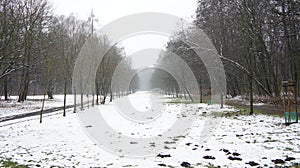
[0, 0, 134, 106]
[1, 0, 299, 115]
[152, 0, 299, 114]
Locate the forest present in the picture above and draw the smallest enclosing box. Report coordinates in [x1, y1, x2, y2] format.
[0, 0, 299, 114]
[0, 0, 300, 167]
[0, 0, 134, 107]
[152, 0, 299, 114]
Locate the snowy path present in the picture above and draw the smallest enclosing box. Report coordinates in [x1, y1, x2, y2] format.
[0, 92, 299, 167]
[0, 95, 78, 118]
[0, 104, 75, 123]
[0, 95, 93, 122]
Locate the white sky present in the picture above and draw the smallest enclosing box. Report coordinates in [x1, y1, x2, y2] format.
[120, 35, 168, 69]
[49, 0, 198, 69]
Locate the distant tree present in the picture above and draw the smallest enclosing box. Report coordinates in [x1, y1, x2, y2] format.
[195, 0, 299, 114]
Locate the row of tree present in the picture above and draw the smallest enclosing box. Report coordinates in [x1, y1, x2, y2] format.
[1, 0, 299, 115]
[0, 0, 134, 107]
[152, 0, 299, 114]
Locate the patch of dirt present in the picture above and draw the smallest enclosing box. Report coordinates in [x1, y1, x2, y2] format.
[180, 162, 191, 167]
[271, 159, 285, 164]
[226, 99, 285, 116]
[246, 161, 259, 166]
[228, 156, 242, 161]
[157, 154, 171, 158]
[203, 155, 215, 160]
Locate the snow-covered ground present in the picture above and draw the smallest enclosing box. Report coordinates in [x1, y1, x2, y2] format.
[227, 95, 267, 106]
[0, 95, 89, 118]
[0, 92, 299, 167]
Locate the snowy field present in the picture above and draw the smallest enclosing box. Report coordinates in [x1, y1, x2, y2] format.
[0, 95, 74, 117]
[0, 95, 91, 119]
[0, 92, 299, 167]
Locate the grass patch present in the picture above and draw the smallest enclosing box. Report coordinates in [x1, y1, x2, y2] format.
[263, 139, 278, 143]
[238, 107, 270, 115]
[165, 98, 198, 104]
[231, 106, 284, 117]
[205, 163, 221, 168]
[0, 158, 29, 168]
[288, 163, 300, 168]
[226, 100, 300, 120]
[209, 106, 283, 118]
[284, 147, 294, 151]
[166, 100, 195, 104]
[165, 96, 212, 104]
[238, 106, 300, 121]
[208, 108, 248, 118]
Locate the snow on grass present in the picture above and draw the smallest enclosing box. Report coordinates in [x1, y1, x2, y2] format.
[227, 95, 268, 106]
[0, 95, 89, 118]
[0, 92, 299, 167]
[244, 102, 266, 106]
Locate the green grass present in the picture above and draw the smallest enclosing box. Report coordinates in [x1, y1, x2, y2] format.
[232, 106, 283, 117]
[165, 97, 211, 104]
[284, 147, 294, 151]
[0, 159, 29, 168]
[205, 163, 221, 168]
[288, 163, 300, 168]
[166, 100, 196, 104]
[226, 102, 300, 120]
[209, 106, 282, 118]
[0, 158, 65, 168]
[167, 97, 300, 122]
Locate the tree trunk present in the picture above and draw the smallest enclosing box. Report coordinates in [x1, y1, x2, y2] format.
[101, 95, 107, 104]
[18, 69, 29, 102]
[249, 51, 254, 115]
[185, 86, 194, 102]
[3, 77, 8, 101]
[63, 79, 67, 117]
[109, 87, 113, 102]
[183, 87, 187, 100]
[73, 87, 76, 113]
[80, 88, 83, 110]
[47, 87, 53, 99]
[92, 91, 95, 106]
[96, 82, 99, 105]
[199, 79, 203, 103]
[40, 93, 46, 123]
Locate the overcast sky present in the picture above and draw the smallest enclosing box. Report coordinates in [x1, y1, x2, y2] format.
[49, 0, 198, 69]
